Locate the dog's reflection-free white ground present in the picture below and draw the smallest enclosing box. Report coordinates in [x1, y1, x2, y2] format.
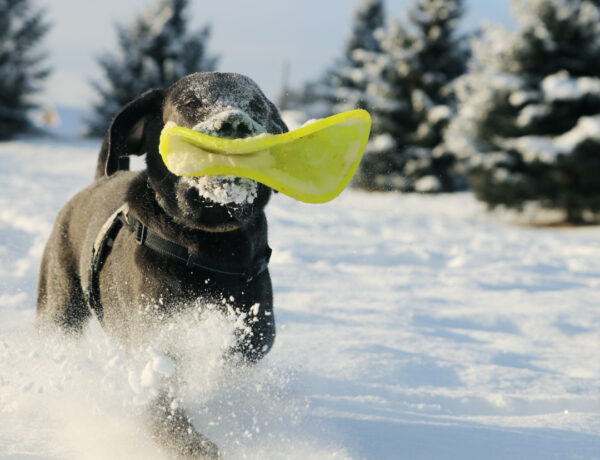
[1, 138, 600, 459]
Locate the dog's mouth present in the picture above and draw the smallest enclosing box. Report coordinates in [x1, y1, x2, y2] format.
[166, 111, 268, 228]
[173, 174, 261, 229]
[184, 112, 263, 208]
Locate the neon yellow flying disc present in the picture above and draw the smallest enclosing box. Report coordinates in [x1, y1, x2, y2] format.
[158, 109, 371, 203]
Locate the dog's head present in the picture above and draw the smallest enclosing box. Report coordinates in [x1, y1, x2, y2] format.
[102, 72, 287, 229]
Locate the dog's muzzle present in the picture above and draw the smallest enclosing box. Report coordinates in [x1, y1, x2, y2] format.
[182, 175, 258, 206]
[192, 109, 263, 140]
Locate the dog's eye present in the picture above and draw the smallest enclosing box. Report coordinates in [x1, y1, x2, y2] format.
[184, 99, 202, 110]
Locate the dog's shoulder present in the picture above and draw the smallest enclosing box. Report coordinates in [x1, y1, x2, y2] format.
[62, 171, 137, 221]
[48, 171, 138, 253]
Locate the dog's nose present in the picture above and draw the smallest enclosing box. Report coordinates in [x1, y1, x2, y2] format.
[216, 113, 254, 139]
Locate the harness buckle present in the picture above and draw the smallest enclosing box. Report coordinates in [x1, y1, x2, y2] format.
[135, 222, 148, 245]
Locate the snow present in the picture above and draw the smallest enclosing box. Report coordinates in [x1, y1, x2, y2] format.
[427, 105, 452, 124]
[509, 90, 539, 107]
[366, 133, 396, 153]
[557, 114, 600, 150]
[1, 137, 600, 459]
[413, 175, 442, 193]
[182, 176, 258, 206]
[516, 103, 550, 128]
[500, 136, 561, 163]
[501, 114, 600, 162]
[542, 71, 600, 102]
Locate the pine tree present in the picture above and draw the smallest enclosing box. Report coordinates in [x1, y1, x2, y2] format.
[0, 0, 50, 139]
[330, 0, 385, 113]
[87, 0, 217, 137]
[280, 0, 385, 121]
[447, 0, 600, 223]
[356, 0, 468, 192]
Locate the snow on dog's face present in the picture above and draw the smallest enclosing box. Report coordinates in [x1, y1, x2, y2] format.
[148, 72, 287, 229]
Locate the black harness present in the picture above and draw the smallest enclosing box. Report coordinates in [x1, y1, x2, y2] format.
[88, 204, 271, 323]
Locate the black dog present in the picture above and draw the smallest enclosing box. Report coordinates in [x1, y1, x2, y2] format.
[37, 72, 288, 458]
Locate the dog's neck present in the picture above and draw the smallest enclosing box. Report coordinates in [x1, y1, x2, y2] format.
[123, 173, 242, 237]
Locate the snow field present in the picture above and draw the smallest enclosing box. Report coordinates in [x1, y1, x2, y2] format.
[0, 138, 599, 459]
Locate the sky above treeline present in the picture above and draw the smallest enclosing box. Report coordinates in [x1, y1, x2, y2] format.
[38, 0, 515, 109]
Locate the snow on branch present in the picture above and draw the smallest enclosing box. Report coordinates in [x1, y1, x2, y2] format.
[542, 71, 600, 101]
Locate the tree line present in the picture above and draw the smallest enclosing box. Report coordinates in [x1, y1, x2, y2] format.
[2, 0, 600, 223]
[0, 0, 216, 139]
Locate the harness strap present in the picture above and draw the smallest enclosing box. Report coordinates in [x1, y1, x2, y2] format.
[88, 204, 129, 323]
[117, 212, 272, 282]
[87, 204, 272, 323]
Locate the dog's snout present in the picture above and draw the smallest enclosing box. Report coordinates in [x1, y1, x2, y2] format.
[216, 113, 254, 139]
[193, 110, 259, 140]
[235, 121, 251, 138]
[219, 121, 233, 137]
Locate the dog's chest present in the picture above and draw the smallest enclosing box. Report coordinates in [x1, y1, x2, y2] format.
[96, 229, 264, 328]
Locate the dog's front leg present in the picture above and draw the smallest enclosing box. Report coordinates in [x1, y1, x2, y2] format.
[146, 390, 222, 459]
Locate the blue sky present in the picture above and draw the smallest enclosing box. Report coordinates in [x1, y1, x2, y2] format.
[39, 0, 515, 109]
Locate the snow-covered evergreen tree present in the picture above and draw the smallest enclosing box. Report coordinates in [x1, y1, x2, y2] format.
[0, 0, 50, 139]
[87, 0, 217, 137]
[447, 0, 600, 222]
[280, 0, 385, 120]
[278, 76, 333, 122]
[356, 0, 468, 192]
[330, 0, 385, 113]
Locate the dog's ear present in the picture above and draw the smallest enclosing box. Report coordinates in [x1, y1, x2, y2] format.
[103, 89, 164, 177]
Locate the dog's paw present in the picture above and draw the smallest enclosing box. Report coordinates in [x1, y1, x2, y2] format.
[182, 431, 223, 459]
[148, 391, 223, 459]
[153, 423, 223, 460]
